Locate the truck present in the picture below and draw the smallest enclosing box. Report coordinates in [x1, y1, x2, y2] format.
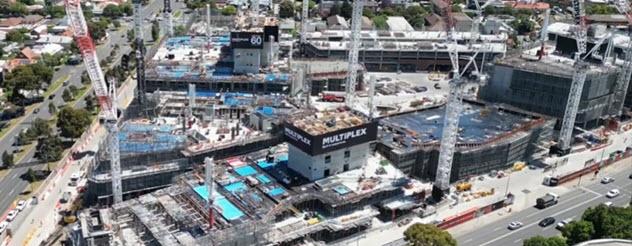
[536, 192, 559, 209]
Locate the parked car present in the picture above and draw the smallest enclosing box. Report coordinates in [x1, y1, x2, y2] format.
[606, 189, 620, 198]
[60, 192, 71, 203]
[539, 217, 556, 227]
[0, 221, 7, 234]
[5, 210, 17, 222]
[15, 200, 26, 211]
[508, 221, 523, 230]
[556, 218, 573, 229]
[601, 176, 615, 184]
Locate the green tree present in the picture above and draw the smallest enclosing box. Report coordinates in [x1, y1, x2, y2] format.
[3, 63, 54, 103]
[69, 85, 79, 97]
[87, 19, 109, 40]
[45, 5, 65, 18]
[35, 134, 63, 162]
[511, 16, 534, 35]
[372, 15, 387, 29]
[174, 25, 187, 35]
[57, 107, 91, 139]
[341, 0, 352, 19]
[582, 205, 632, 239]
[81, 72, 90, 85]
[221, 5, 236, 15]
[120, 2, 133, 15]
[403, 223, 457, 246]
[279, 0, 295, 18]
[102, 4, 121, 17]
[151, 20, 160, 41]
[563, 220, 595, 245]
[84, 94, 96, 112]
[586, 4, 618, 14]
[62, 88, 73, 102]
[127, 29, 135, 42]
[523, 236, 566, 246]
[2, 151, 14, 167]
[48, 102, 57, 114]
[7, 2, 27, 16]
[113, 19, 121, 28]
[26, 168, 37, 182]
[5, 28, 29, 43]
[28, 118, 52, 139]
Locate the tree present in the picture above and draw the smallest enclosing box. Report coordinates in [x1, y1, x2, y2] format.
[7, 2, 27, 16]
[279, 0, 295, 18]
[126, 29, 135, 42]
[372, 15, 387, 29]
[84, 94, 96, 112]
[102, 4, 121, 17]
[28, 118, 52, 139]
[174, 25, 187, 36]
[5, 28, 29, 43]
[221, 5, 236, 15]
[151, 20, 160, 41]
[113, 19, 121, 28]
[119, 2, 133, 15]
[48, 102, 57, 114]
[586, 4, 618, 14]
[523, 236, 566, 246]
[330, 0, 341, 16]
[57, 107, 91, 139]
[185, 0, 216, 9]
[62, 88, 73, 102]
[563, 220, 595, 245]
[511, 16, 534, 35]
[45, 5, 65, 18]
[35, 134, 63, 162]
[341, 0, 352, 19]
[582, 205, 632, 239]
[2, 151, 14, 167]
[87, 19, 109, 40]
[403, 223, 457, 246]
[3, 63, 54, 103]
[81, 72, 90, 85]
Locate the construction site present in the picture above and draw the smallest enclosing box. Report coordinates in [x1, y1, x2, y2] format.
[55, 0, 632, 243]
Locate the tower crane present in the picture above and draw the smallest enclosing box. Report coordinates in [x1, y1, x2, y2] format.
[300, 0, 309, 44]
[164, 0, 173, 36]
[611, 0, 632, 116]
[64, 0, 122, 203]
[556, 0, 588, 154]
[432, 0, 487, 200]
[538, 9, 550, 60]
[204, 157, 216, 228]
[133, 0, 147, 111]
[345, 0, 363, 107]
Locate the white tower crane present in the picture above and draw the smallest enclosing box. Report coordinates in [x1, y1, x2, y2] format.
[164, 0, 173, 36]
[65, 0, 122, 203]
[556, 0, 588, 154]
[538, 9, 550, 60]
[611, 0, 632, 116]
[301, 0, 310, 44]
[433, 0, 487, 199]
[204, 157, 216, 228]
[133, 0, 147, 110]
[345, 0, 364, 107]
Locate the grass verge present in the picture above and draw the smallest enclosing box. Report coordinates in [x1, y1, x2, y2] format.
[44, 75, 71, 98]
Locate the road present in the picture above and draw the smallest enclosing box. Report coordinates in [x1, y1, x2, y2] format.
[455, 165, 632, 246]
[0, 0, 187, 225]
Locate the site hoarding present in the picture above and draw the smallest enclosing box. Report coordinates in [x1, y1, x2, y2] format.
[284, 121, 378, 155]
[230, 32, 264, 49]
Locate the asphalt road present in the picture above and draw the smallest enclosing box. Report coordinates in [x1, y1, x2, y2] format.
[0, 0, 186, 220]
[456, 166, 632, 246]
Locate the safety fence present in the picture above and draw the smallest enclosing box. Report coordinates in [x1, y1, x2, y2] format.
[437, 194, 514, 230]
[556, 147, 632, 186]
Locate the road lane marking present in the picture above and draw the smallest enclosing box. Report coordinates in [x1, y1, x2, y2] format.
[514, 239, 522, 243]
[10, 187, 15, 194]
[464, 238, 473, 243]
[480, 194, 601, 246]
[581, 187, 600, 196]
[493, 227, 501, 231]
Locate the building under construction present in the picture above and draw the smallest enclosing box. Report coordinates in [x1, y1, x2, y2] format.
[302, 29, 508, 72]
[71, 145, 425, 246]
[377, 100, 555, 182]
[480, 53, 621, 129]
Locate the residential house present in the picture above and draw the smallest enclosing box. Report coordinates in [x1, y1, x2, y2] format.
[386, 16, 414, 31]
[425, 12, 472, 32]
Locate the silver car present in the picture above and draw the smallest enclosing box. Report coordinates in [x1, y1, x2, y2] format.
[508, 221, 523, 230]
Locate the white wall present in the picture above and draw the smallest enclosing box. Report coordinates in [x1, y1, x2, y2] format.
[233, 48, 261, 74]
[288, 142, 371, 181]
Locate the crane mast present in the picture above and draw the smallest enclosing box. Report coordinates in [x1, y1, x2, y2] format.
[300, 0, 309, 44]
[538, 9, 550, 60]
[133, 0, 147, 110]
[611, 0, 632, 116]
[64, 0, 122, 203]
[345, 0, 363, 107]
[164, 0, 173, 36]
[557, 0, 588, 153]
[433, 0, 463, 199]
[204, 157, 215, 228]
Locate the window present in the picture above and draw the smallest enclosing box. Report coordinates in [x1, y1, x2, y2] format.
[344, 150, 350, 158]
[343, 164, 349, 171]
[324, 169, 330, 177]
[325, 155, 331, 164]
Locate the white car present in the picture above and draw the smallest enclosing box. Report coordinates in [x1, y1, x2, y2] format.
[508, 221, 523, 230]
[15, 200, 26, 211]
[0, 221, 7, 234]
[606, 189, 620, 198]
[556, 218, 573, 229]
[5, 210, 17, 222]
[601, 176, 615, 184]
